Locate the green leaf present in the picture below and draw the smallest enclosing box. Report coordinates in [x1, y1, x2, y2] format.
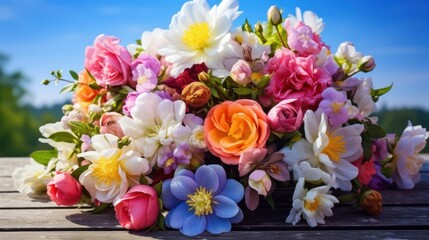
[71, 164, 89, 180]
[69, 121, 89, 135]
[256, 75, 270, 89]
[364, 122, 386, 139]
[139, 175, 149, 185]
[48, 131, 77, 143]
[88, 203, 111, 214]
[153, 181, 163, 197]
[265, 195, 275, 211]
[69, 70, 79, 80]
[361, 132, 373, 162]
[242, 18, 253, 32]
[157, 212, 166, 231]
[60, 83, 77, 94]
[371, 84, 393, 102]
[136, 39, 142, 45]
[88, 82, 102, 90]
[30, 150, 58, 166]
[338, 193, 358, 203]
[233, 87, 253, 95]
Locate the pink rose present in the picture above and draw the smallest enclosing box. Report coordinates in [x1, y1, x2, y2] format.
[264, 48, 331, 110]
[114, 185, 159, 230]
[85, 34, 132, 87]
[267, 98, 303, 133]
[47, 172, 82, 206]
[100, 112, 124, 138]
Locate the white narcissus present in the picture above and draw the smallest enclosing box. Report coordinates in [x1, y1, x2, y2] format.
[12, 159, 52, 196]
[281, 110, 364, 191]
[158, 0, 241, 76]
[393, 121, 429, 189]
[78, 134, 150, 203]
[286, 177, 338, 227]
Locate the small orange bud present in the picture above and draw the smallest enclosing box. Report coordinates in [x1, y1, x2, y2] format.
[360, 190, 382, 216]
[181, 82, 211, 108]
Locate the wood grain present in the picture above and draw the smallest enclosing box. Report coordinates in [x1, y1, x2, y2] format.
[1, 230, 429, 240]
[0, 206, 428, 230]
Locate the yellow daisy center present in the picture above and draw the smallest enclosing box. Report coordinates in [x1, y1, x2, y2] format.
[322, 132, 346, 163]
[186, 186, 214, 216]
[92, 150, 122, 185]
[182, 22, 211, 50]
[304, 196, 320, 212]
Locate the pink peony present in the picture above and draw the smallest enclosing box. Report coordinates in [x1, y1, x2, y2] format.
[85, 34, 132, 87]
[47, 172, 82, 206]
[99, 112, 124, 138]
[267, 98, 303, 133]
[114, 185, 159, 230]
[264, 48, 331, 110]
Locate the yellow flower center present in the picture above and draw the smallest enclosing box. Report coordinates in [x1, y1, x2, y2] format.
[182, 22, 211, 50]
[92, 150, 122, 185]
[322, 132, 346, 163]
[331, 102, 343, 113]
[186, 186, 214, 216]
[137, 76, 149, 85]
[165, 158, 175, 168]
[304, 196, 320, 212]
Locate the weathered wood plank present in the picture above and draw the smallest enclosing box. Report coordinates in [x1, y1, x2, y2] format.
[0, 158, 29, 177]
[0, 177, 17, 192]
[1, 230, 429, 240]
[0, 206, 428, 230]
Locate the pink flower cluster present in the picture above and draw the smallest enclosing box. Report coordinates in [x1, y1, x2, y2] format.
[263, 48, 332, 111]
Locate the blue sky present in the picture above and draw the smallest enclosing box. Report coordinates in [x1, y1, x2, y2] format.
[1, 0, 429, 109]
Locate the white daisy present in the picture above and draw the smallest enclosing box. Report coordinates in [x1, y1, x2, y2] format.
[158, 0, 241, 76]
[78, 134, 150, 203]
[286, 177, 339, 227]
[281, 110, 364, 191]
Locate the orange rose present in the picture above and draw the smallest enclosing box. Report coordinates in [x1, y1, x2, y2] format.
[73, 70, 106, 112]
[204, 99, 270, 165]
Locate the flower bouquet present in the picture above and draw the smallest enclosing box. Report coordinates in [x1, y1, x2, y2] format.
[13, 0, 429, 237]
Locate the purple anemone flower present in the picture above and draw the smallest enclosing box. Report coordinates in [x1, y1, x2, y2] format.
[162, 165, 244, 236]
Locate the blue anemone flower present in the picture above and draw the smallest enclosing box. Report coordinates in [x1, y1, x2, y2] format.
[162, 164, 244, 236]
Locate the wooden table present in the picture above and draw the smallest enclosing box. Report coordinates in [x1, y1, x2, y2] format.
[1, 157, 429, 239]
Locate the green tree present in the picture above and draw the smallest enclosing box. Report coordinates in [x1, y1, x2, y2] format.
[0, 55, 42, 156]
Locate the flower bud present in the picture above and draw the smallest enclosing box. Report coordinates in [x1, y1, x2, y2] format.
[360, 190, 382, 216]
[359, 55, 376, 72]
[181, 82, 211, 107]
[267, 6, 282, 26]
[197, 71, 210, 82]
[255, 22, 263, 34]
[230, 59, 252, 86]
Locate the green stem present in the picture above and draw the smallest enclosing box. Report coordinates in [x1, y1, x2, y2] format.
[275, 24, 288, 48]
